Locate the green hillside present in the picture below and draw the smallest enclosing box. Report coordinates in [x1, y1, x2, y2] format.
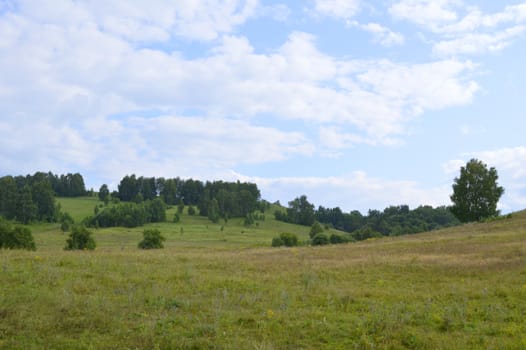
[1, 198, 525, 349]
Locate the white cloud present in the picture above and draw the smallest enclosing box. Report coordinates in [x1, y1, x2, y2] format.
[471, 147, 526, 180]
[234, 171, 451, 212]
[8, 0, 258, 42]
[0, 2, 482, 186]
[312, 0, 361, 20]
[433, 25, 526, 56]
[360, 22, 405, 46]
[390, 0, 526, 56]
[389, 0, 461, 29]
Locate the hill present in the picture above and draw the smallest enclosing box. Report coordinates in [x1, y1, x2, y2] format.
[1, 200, 525, 349]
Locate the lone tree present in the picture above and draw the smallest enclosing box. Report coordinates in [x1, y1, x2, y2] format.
[450, 159, 504, 222]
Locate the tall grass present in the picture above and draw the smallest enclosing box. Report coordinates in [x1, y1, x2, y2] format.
[1, 201, 525, 349]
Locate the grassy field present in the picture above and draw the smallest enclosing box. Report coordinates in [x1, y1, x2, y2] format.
[1, 198, 526, 349]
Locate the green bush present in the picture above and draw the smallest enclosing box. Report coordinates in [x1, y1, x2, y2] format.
[187, 206, 196, 216]
[65, 226, 96, 250]
[351, 226, 383, 241]
[0, 218, 36, 251]
[271, 236, 285, 247]
[138, 229, 166, 249]
[280, 232, 298, 247]
[309, 221, 324, 238]
[312, 233, 329, 246]
[173, 213, 180, 223]
[271, 233, 299, 247]
[330, 233, 352, 244]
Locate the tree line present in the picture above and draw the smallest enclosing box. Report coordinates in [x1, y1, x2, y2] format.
[105, 175, 262, 222]
[0, 172, 88, 224]
[275, 195, 460, 239]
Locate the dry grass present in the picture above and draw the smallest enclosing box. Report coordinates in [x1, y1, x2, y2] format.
[1, 210, 526, 349]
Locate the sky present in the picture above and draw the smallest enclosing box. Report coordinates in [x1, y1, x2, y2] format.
[1, 0, 526, 214]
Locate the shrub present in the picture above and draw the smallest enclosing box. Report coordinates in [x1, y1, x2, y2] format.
[65, 226, 96, 250]
[187, 206, 196, 216]
[309, 221, 324, 238]
[0, 219, 36, 251]
[280, 232, 298, 247]
[330, 233, 351, 244]
[138, 229, 165, 249]
[59, 211, 75, 232]
[271, 233, 299, 247]
[271, 236, 284, 247]
[173, 213, 180, 223]
[351, 226, 383, 241]
[312, 233, 329, 246]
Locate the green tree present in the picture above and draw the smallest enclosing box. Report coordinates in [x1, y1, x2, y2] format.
[450, 159, 505, 223]
[138, 229, 165, 249]
[0, 218, 36, 251]
[208, 198, 220, 223]
[98, 184, 110, 204]
[287, 195, 315, 226]
[65, 226, 96, 250]
[16, 185, 37, 224]
[309, 221, 324, 238]
[312, 233, 329, 246]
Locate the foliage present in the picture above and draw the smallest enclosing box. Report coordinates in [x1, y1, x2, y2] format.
[311, 233, 329, 246]
[65, 226, 96, 250]
[98, 184, 110, 204]
[450, 159, 505, 223]
[187, 206, 196, 216]
[309, 221, 324, 238]
[271, 232, 299, 247]
[351, 226, 383, 241]
[330, 233, 352, 244]
[117, 175, 261, 220]
[274, 195, 316, 226]
[207, 198, 220, 223]
[271, 236, 284, 247]
[47, 172, 87, 197]
[85, 199, 166, 228]
[0, 218, 36, 250]
[138, 229, 166, 249]
[0, 173, 60, 224]
[59, 212, 75, 232]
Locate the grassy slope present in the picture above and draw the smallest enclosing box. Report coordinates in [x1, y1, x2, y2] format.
[1, 198, 525, 349]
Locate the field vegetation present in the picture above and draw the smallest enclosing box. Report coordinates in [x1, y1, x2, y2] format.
[1, 197, 525, 349]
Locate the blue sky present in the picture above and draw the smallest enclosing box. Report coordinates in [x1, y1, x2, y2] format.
[1, 0, 526, 213]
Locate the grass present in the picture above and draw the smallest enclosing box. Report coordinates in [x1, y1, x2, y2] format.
[1, 198, 525, 349]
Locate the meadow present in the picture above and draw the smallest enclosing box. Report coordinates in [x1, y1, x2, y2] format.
[1, 197, 526, 349]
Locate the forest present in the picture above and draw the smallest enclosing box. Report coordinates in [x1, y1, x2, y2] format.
[0, 171, 462, 239]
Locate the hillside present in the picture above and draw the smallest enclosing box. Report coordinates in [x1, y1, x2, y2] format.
[49, 197, 347, 249]
[1, 200, 525, 349]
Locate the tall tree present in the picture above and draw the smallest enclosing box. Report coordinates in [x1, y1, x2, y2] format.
[98, 184, 110, 204]
[450, 159, 504, 222]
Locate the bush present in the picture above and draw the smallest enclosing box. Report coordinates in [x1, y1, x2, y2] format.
[330, 233, 351, 244]
[65, 226, 96, 250]
[280, 232, 298, 247]
[309, 221, 324, 238]
[312, 233, 329, 246]
[0, 219, 36, 251]
[351, 226, 383, 241]
[138, 229, 165, 249]
[187, 206, 196, 216]
[271, 233, 299, 247]
[271, 236, 284, 247]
